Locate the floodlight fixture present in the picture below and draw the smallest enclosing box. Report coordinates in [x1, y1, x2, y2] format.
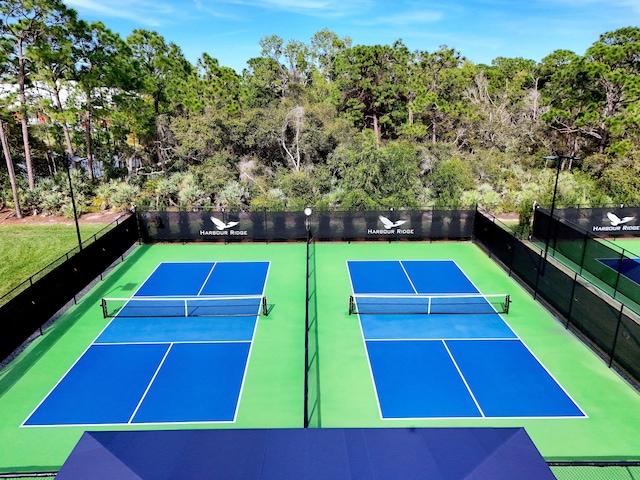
[304, 207, 312, 232]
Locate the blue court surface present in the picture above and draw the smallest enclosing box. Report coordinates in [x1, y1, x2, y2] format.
[23, 261, 269, 427]
[347, 260, 586, 420]
[598, 257, 640, 285]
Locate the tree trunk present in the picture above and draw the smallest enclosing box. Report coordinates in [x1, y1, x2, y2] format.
[18, 46, 35, 189]
[373, 112, 380, 146]
[154, 97, 166, 171]
[156, 123, 166, 171]
[52, 87, 75, 162]
[84, 109, 95, 182]
[0, 121, 23, 218]
[431, 106, 437, 144]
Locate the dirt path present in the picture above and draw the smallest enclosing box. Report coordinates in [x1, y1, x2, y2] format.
[0, 208, 128, 226]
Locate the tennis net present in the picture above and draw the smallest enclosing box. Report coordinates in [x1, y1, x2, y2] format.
[348, 293, 510, 315]
[101, 295, 269, 318]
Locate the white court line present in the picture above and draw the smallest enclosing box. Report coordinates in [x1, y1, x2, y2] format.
[128, 343, 173, 424]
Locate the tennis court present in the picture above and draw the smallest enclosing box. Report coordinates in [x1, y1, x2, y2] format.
[347, 260, 584, 419]
[597, 257, 640, 286]
[24, 261, 269, 426]
[1, 241, 640, 474]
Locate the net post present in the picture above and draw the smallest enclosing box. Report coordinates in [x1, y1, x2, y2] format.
[348, 295, 354, 315]
[505, 294, 511, 314]
[262, 296, 268, 316]
[101, 298, 107, 318]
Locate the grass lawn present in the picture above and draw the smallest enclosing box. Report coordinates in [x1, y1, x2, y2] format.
[0, 223, 109, 300]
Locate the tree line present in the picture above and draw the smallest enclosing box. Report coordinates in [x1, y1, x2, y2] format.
[2, 0, 640, 221]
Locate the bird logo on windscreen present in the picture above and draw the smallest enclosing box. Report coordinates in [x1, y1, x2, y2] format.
[211, 216, 240, 230]
[606, 212, 635, 226]
[379, 215, 408, 230]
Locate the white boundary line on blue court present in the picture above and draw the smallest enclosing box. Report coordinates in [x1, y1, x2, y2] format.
[21, 260, 271, 428]
[128, 343, 173, 423]
[441, 339, 486, 417]
[347, 258, 588, 421]
[197, 263, 218, 296]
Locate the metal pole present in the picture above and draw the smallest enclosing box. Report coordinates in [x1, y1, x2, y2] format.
[65, 156, 83, 251]
[543, 155, 562, 259]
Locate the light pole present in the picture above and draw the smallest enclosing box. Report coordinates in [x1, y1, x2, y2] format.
[304, 207, 312, 235]
[64, 155, 83, 251]
[541, 154, 580, 258]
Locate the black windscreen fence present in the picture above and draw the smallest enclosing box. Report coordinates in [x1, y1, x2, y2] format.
[551, 206, 640, 237]
[615, 312, 640, 377]
[569, 283, 620, 355]
[475, 208, 640, 387]
[532, 208, 640, 307]
[5, 207, 639, 387]
[0, 215, 139, 363]
[138, 208, 475, 242]
[536, 261, 575, 319]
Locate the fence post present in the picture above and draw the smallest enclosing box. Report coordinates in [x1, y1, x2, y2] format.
[612, 252, 624, 300]
[533, 250, 545, 301]
[566, 272, 579, 329]
[303, 227, 310, 428]
[609, 304, 625, 368]
[578, 232, 588, 276]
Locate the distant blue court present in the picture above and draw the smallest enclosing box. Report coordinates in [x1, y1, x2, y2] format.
[598, 257, 640, 286]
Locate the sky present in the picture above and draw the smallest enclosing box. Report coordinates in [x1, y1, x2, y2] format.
[62, 0, 640, 73]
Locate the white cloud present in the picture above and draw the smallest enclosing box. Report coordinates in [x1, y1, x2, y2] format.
[215, 0, 374, 17]
[64, 0, 176, 26]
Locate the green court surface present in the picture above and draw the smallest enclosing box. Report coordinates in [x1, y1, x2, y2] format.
[609, 238, 640, 257]
[1, 241, 640, 474]
[541, 237, 640, 313]
[311, 242, 640, 461]
[0, 243, 306, 474]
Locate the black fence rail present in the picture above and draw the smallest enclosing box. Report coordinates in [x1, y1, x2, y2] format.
[532, 208, 640, 311]
[474, 208, 640, 388]
[0, 214, 139, 363]
[138, 208, 475, 242]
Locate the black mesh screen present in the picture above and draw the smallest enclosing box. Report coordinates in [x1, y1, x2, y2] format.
[569, 283, 620, 355]
[139, 209, 475, 242]
[612, 311, 640, 381]
[0, 215, 138, 362]
[474, 208, 640, 388]
[536, 261, 574, 318]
